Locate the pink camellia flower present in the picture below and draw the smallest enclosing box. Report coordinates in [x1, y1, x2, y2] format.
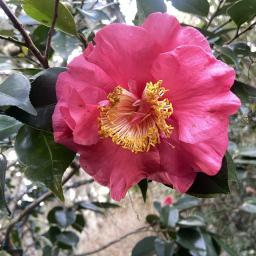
[163, 195, 174, 206]
[53, 13, 241, 201]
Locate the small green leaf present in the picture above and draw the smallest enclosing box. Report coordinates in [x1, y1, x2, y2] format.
[0, 154, 10, 214]
[23, 0, 77, 35]
[56, 231, 79, 249]
[146, 214, 159, 226]
[138, 179, 148, 202]
[0, 74, 36, 115]
[240, 198, 256, 214]
[132, 236, 157, 256]
[15, 125, 75, 201]
[232, 80, 256, 103]
[201, 231, 219, 256]
[48, 206, 76, 227]
[91, 201, 119, 209]
[160, 206, 179, 228]
[178, 216, 206, 227]
[177, 228, 206, 255]
[154, 238, 175, 256]
[0, 115, 21, 140]
[173, 196, 201, 210]
[72, 213, 86, 232]
[6, 67, 66, 131]
[52, 32, 80, 60]
[188, 154, 231, 197]
[227, 0, 256, 26]
[77, 201, 104, 213]
[213, 236, 239, 256]
[171, 0, 210, 17]
[136, 0, 167, 24]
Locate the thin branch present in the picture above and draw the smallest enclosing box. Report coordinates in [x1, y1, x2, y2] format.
[0, 0, 48, 68]
[205, 0, 225, 30]
[227, 20, 256, 44]
[0, 35, 26, 47]
[212, 18, 232, 33]
[75, 226, 150, 256]
[44, 0, 60, 60]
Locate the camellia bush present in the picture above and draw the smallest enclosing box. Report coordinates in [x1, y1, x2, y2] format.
[0, 0, 255, 255]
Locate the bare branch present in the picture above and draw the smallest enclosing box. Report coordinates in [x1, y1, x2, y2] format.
[0, 0, 48, 68]
[44, 0, 60, 60]
[0, 35, 26, 47]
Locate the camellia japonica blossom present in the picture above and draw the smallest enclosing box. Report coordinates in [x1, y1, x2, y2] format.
[53, 13, 241, 201]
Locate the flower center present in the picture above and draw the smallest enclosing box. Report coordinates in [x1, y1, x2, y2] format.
[99, 80, 173, 153]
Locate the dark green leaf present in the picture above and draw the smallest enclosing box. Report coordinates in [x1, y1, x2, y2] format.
[6, 67, 66, 131]
[154, 238, 175, 256]
[23, 0, 77, 35]
[177, 228, 206, 255]
[78, 201, 104, 213]
[160, 206, 179, 228]
[231, 80, 256, 103]
[0, 115, 21, 140]
[171, 0, 210, 17]
[146, 214, 159, 226]
[153, 201, 161, 213]
[173, 196, 201, 210]
[72, 213, 86, 232]
[132, 236, 157, 256]
[136, 0, 167, 24]
[138, 179, 148, 202]
[0, 154, 10, 214]
[15, 125, 75, 201]
[201, 231, 219, 256]
[178, 216, 206, 227]
[48, 206, 76, 227]
[227, 0, 256, 26]
[52, 32, 80, 60]
[56, 231, 79, 249]
[0, 74, 36, 115]
[240, 198, 256, 213]
[188, 154, 232, 197]
[45, 226, 61, 244]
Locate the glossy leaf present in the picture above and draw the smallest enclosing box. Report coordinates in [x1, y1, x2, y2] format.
[232, 80, 256, 103]
[0, 115, 21, 140]
[23, 0, 77, 35]
[0, 154, 10, 214]
[178, 216, 206, 227]
[136, 0, 167, 23]
[171, 0, 210, 17]
[154, 238, 175, 256]
[227, 0, 256, 26]
[160, 206, 179, 228]
[132, 236, 157, 256]
[91, 201, 119, 209]
[78, 201, 104, 213]
[138, 179, 148, 202]
[173, 196, 202, 210]
[52, 32, 80, 60]
[15, 125, 75, 201]
[0, 74, 36, 115]
[188, 154, 235, 197]
[6, 67, 66, 131]
[48, 206, 76, 227]
[201, 231, 219, 256]
[177, 228, 206, 255]
[72, 213, 86, 232]
[56, 231, 79, 249]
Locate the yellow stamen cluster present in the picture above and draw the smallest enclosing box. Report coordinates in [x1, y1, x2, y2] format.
[99, 80, 174, 153]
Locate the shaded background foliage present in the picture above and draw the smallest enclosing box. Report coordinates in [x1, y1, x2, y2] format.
[0, 0, 255, 255]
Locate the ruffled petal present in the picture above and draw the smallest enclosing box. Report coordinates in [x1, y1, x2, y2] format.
[152, 46, 241, 143]
[142, 12, 211, 53]
[87, 23, 159, 94]
[79, 139, 160, 201]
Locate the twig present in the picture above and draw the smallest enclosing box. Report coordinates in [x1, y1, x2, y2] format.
[4, 167, 78, 246]
[0, 35, 26, 47]
[0, 0, 48, 68]
[75, 226, 150, 256]
[205, 0, 225, 30]
[212, 18, 232, 33]
[227, 20, 256, 44]
[44, 0, 59, 60]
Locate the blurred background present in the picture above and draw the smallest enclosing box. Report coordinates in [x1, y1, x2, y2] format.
[0, 0, 255, 255]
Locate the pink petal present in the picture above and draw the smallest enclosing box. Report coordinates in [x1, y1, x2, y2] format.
[142, 12, 211, 53]
[79, 139, 160, 201]
[152, 46, 241, 143]
[87, 23, 159, 95]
